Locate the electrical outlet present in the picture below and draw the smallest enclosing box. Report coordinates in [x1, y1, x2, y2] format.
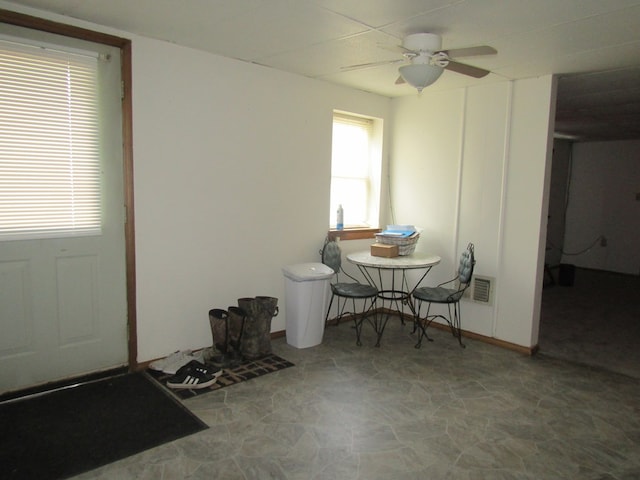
[600, 236, 607, 247]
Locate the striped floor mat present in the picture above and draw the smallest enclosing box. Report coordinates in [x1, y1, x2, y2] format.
[148, 353, 294, 399]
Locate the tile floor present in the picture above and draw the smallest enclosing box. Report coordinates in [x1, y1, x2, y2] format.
[539, 268, 640, 379]
[73, 312, 640, 480]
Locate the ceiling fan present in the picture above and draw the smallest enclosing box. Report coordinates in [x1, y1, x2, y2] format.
[344, 33, 497, 92]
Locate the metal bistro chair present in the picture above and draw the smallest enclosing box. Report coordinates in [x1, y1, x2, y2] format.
[412, 243, 476, 348]
[321, 239, 378, 346]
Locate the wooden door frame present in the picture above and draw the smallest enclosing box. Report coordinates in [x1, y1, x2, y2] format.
[0, 8, 138, 370]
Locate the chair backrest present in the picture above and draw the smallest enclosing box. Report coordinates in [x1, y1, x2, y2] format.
[321, 240, 342, 274]
[321, 239, 363, 284]
[458, 243, 475, 285]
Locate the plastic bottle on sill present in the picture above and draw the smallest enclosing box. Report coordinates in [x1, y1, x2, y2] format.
[336, 204, 344, 230]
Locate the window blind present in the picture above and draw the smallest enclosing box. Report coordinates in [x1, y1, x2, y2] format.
[330, 112, 375, 227]
[0, 39, 101, 240]
[333, 112, 373, 128]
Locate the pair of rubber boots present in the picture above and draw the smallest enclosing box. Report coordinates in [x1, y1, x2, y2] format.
[208, 306, 246, 368]
[208, 296, 278, 367]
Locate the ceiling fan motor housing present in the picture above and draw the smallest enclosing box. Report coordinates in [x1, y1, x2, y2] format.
[403, 33, 442, 53]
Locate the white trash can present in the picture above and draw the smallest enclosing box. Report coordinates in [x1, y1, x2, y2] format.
[282, 262, 334, 348]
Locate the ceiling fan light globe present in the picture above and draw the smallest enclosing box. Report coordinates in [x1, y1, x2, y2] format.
[398, 64, 444, 91]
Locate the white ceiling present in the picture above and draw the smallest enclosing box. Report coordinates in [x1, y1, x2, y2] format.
[4, 0, 640, 141]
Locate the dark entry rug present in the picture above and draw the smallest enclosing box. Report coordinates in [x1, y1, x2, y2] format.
[149, 353, 294, 400]
[0, 372, 207, 480]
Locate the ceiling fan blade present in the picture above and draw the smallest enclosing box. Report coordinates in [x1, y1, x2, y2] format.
[445, 60, 491, 78]
[395, 75, 406, 85]
[440, 45, 497, 58]
[341, 58, 404, 72]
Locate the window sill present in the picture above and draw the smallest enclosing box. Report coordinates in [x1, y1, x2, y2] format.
[328, 227, 380, 241]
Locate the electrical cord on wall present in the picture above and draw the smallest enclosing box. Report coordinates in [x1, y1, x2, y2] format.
[547, 235, 605, 256]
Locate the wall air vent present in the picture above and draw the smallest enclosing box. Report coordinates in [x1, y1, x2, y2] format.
[472, 275, 494, 305]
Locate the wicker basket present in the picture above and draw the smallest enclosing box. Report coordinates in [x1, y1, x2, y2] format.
[374, 232, 420, 255]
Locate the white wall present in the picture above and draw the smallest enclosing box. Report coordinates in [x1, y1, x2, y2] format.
[131, 39, 392, 361]
[562, 140, 640, 275]
[391, 76, 556, 348]
[498, 77, 557, 346]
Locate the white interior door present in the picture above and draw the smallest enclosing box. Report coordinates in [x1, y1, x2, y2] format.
[0, 28, 128, 393]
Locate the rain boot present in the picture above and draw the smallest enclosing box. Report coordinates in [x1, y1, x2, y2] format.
[226, 306, 246, 365]
[237, 297, 261, 360]
[256, 296, 278, 356]
[208, 308, 229, 366]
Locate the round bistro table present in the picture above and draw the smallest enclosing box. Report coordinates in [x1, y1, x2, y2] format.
[346, 251, 441, 346]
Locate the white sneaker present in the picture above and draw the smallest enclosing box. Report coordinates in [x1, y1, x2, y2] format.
[191, 349, 206, 363]
[149, 350, 197, 374]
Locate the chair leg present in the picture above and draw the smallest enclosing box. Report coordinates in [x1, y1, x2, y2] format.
[413, 300, 466, 348]
[359, 297, 381, 346]
[351, 298, 363, 346]
[324, 293, 336, 327]
[449, 301, 465, 348]
[336, 296, 350, 325]
[352, 296, 378, 347]
[325, 294, 351, 327]
[413, 300, 434, 349]
[330, 294, 360, 328]
[328, 295, 379, 346]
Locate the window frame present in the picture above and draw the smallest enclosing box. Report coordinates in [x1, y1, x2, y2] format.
[329, 110, 383, 239]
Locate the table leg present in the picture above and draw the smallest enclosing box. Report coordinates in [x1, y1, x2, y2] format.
[353, 263, 436, 348]
[365, 309, 392, 347]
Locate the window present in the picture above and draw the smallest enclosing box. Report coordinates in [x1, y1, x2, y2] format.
[329, 112, 382, 229]
[0, 38, 101, 240]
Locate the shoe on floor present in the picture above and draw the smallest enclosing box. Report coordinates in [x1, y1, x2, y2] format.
[166, 360, 223, 389]
[149, 350, 200, 375]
